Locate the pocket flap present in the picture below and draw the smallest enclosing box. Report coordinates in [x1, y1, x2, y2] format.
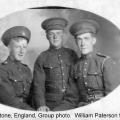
[87, 70, 102, 76]
[9, 75, 23, 82]
[44, 63, 58, 69]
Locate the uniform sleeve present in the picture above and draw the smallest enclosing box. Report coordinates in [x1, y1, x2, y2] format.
[25, 66, 34, 107]
[0, 69, 34, 111]
[70, 49, 78, 64]
[103, 58, 120, 95]
[32, 54, 46, 109]
[53, 65, 79, 111]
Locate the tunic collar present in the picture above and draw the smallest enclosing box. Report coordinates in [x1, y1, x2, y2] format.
[5, 56, 21, 65]
[49, 46, 65, 54]
[81, 51, 96, 60]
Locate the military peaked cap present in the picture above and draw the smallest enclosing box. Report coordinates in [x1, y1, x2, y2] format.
[2, 26, 31, 46]
[70, 19, 100, 36]
[41, 17, 68, 31]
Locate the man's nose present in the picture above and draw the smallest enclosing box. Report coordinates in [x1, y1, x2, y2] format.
[20, 48, 24, 53]
[81, 40, 85, 46]
[53, 34, 57, 39]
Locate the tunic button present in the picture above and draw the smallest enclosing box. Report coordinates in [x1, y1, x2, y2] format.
[85, 82, 87, 85]
[62, 73, 64, 76]
[88, 88, 90, 91]
[85, 62, 87, 65]
[59, 54, 61, 57]
[24, 88, 26, 91]
[14, 80, 17, 82]
[61, 66, 64, 69]
[89, 94, 93, 97]
[84, 68, 87, 71]
[63, 80, 65, 82]
[83, 75, 86, 78]
[61, 60, 63, 63]
[62, 88, 65, 92]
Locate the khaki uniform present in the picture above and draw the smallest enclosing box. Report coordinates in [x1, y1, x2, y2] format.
[75, 52, 119, 106]
[53, 19, 120, 111]
[0, 26, 33, 110]
[54, 52, 120, 110]
[32, 47, 77, 110]
[0, 57, 34, 110]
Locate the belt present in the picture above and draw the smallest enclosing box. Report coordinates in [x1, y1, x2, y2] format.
[85, 91, 104, 102]
[18, 97, 26, 103]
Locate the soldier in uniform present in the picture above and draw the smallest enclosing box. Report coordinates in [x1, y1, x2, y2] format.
[54, 19, 120, 110]
[32, 17, 78, 111]
[0, 26, 34, 110]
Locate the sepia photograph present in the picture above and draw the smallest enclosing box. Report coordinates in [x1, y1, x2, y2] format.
[0, 5, 120, 113]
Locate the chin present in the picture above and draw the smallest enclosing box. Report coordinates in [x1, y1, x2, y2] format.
[81, 51, 89, 55]
[53, 44, 61, 48]
[15, 57, 24, 61]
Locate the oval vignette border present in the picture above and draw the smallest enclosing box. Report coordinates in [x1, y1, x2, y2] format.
[0, 0, 120, 119]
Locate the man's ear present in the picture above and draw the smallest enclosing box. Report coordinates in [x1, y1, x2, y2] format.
[75, 36, 79, 46]
[7, 45, 10, 50]
[7, 40, 12, 49]
[7, 43, 12, 55]
[92, 37, 96, 45]
[46, 31, 49, 40]
[75, 38, 78, 46]
[62, 29, 65, 36]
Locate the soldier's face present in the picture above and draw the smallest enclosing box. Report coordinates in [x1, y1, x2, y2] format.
[8, 37, 28, 61]
[46, 29, 63, 49]
[76, 33, 96, 55]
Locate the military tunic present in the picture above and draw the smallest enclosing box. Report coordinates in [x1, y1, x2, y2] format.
[53, 52, 120, 110]
[0, 57, 34, 110]
[74, 52, 120, 105]
[32, 47, 77, 110]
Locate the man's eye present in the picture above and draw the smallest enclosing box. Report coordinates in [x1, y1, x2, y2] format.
[48, 34, 52, 36]
[48, 33, 54, 36]
[84, 37, 89, 40]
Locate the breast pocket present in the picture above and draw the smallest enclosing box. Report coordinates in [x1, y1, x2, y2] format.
[43, 63, 60, 74]
[87, 70, 103, 89]
[8, 75, 23, 96]
[44, 63, 59, 69]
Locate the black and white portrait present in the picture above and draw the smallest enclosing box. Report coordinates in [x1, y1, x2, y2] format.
[0, 6, 120, 112]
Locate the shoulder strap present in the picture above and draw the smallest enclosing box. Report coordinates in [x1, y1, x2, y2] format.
[96, 52, 110, 72]
[101, 56, 110, 72]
